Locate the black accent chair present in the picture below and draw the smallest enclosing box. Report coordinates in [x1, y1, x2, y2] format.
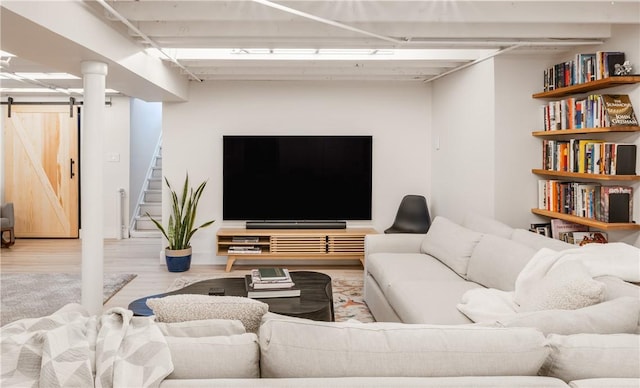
[384, 195, 432, 234]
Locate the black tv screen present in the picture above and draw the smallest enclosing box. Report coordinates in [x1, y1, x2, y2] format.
[223, 135, 372, 221]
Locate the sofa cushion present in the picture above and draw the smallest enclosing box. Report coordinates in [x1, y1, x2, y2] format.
[367, 252, 464, 290]
[466, 234, 536, 291]
[517, 260, 605, 312]
[420, 216, 483, 277]
[159, 376, 569, 387]
[157, 319, 246, 337]
[463, 212, 514, 239]
[385, 280, 483, 324]
[540, 333, 640, 382]
[166, 333, 259, 379]
[511, 229, 573, 251]
[497, 297, 640, 335]
[569, 378, 640, 388]
[259, 318, 549, 378]
[146, 295, 268, 333]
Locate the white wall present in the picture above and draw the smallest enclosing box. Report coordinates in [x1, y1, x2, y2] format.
[163, 81, 431, 264]
[494, 54, 551, 228]
[129, 98, 162, 224]
[431, 59, 496, 224]
[102, 96, 131, 239]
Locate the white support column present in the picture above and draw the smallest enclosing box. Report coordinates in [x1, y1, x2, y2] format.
[81, 61, 108, 315]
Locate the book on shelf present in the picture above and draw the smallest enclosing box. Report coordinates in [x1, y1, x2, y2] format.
[543, 51, 627, 91]
[244, 275, 300, 298]
[550, 219, 589, 240]
[540, 140, 636, 176]
[228, 246, 262, 254]
[612, 144, 637, 175]
[601, 94, 638, 127]
[529, 222, 551, 237]
[562, 231, 608, 246]
[232, 236, 260, 243]
[601, 186, 633, 223]
[597, 51, 625, 79]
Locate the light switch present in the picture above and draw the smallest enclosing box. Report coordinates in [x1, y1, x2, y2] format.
[106, 152, 120, 162]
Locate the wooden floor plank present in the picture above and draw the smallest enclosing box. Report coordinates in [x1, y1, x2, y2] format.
[1, 238, 364, 312]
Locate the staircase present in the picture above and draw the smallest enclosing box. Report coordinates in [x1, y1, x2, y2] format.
[130, 147, 163, 238]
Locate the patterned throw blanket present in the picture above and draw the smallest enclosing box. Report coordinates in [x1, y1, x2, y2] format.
[1, 304, 173, 387]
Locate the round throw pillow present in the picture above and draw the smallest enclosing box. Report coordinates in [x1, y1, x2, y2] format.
[146, 295, 269, 333]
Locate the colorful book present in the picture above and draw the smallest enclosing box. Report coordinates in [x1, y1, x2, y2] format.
[600, 186, 633, 223]
[601, 94, 638, 127]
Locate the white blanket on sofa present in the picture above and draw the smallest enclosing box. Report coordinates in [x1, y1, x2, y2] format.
[1, 304, 173, 388]
[457, 242, 640, 323]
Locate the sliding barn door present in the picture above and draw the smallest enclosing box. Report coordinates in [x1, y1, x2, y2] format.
[3, 105, 79, 238]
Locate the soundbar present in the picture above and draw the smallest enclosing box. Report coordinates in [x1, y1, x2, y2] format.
[246, 220, 347, 230]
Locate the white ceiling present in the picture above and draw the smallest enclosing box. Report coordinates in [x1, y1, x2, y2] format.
[1, 0, 639, 98]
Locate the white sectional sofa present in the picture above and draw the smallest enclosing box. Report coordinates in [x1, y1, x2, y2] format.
[3, 214, 639, 387]
[364, 213, 640, 325]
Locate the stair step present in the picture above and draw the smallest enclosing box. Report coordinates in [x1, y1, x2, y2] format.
[135, 215, 160, 230]
[155, 156, 162, 168]
[151, 167, 162, 178]
[130, 230, 162, 238]
[139, 202, 161, 216]
[148, 178, 162, 190]
[144, 190, 162, 202]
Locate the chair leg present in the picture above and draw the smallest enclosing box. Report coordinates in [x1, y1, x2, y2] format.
[1, 228, 15, 247]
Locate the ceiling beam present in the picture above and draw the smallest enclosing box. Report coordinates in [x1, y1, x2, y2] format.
[108, 1, 640, 24]
[1, 0, 189, 101]
[130, 21, 612, 40]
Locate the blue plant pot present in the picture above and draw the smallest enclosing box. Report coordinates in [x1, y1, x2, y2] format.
[165, 247, 192, 272]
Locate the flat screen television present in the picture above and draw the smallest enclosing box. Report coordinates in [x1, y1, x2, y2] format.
[223, 135, 372, 221]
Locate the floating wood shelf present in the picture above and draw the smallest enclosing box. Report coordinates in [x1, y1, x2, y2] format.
[532, 76, 640, 99]
[531, 208, 640, 230]
[532, 126, 640, 137]
[531, 169, 640, 181]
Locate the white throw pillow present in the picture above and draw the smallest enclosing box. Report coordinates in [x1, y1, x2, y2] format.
[497, 297, 640, 335]
[518, 260, 605, 312]
[156, 319, 246, 337]
[466, 234, 536, 291]
[540, 333, 640, 382]
[420, 216, 483, 277]
[146, 295, 268, 333]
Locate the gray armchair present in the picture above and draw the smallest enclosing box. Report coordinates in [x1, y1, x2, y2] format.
[1, 202, 15, 247]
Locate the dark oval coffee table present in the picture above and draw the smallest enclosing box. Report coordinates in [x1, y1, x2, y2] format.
[128, 271, 334, 322]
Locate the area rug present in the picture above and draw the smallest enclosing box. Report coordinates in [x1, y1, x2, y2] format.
[0, 273, 137, 326]
[168, 275, 375, 323]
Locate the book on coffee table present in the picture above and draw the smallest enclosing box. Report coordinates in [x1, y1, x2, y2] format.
[257, 267, 289, 280]
[244, 275, 301, 298]
[250, 269, 295, 289]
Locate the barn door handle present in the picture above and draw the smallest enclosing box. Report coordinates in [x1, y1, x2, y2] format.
[70, 159, 75, 179]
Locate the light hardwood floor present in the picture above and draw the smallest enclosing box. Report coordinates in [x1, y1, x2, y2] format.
[0, 237, 364, 312]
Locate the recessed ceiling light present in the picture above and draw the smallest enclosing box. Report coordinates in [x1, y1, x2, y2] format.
[151, 48, 495, 61]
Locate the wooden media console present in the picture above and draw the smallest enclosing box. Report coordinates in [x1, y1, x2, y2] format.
[216, 227, 377, 272]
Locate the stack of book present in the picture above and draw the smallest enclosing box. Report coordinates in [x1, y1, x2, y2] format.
[244, 268, 300, 298]
[228, 246, 261, 254]
[537, 180, 634, 223]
